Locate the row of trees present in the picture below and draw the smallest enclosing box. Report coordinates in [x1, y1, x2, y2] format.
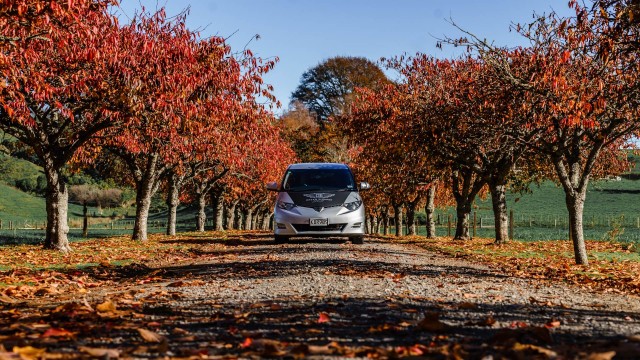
[0, 1, 296, 251]
[339, 0, 639, 265]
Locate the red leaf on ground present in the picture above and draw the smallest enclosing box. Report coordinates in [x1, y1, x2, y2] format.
[318, 312, 331, 323]
[545, 319, 561, 328]
[240, 337, 253, 348]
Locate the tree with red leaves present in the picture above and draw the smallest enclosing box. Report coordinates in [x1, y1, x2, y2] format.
[344, 83, 446, 238]
[100, 8, 279, 241]
[0, 0, 124, 252]
[443, 1, 639, 263]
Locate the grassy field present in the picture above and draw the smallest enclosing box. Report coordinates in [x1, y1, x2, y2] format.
[429, 153, 640, 243]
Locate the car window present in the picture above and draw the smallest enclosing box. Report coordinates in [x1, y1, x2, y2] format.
[283, 169, 355, 192]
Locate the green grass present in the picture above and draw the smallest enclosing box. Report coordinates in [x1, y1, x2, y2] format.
[0, 153, 43, 184]
[418, 153, 640, 243]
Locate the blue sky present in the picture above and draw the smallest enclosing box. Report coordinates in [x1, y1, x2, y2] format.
[116, 1, 575, 113]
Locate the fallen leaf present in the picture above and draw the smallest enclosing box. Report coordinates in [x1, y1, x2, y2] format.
[97, 300, 117, 313]
[510, 321, 529, 329]
[308, 344, 334, 355]
[512, 343, 558, 357]
[137, 328, 163, 343]
[477, 315, 497, 327]
[417, 312, 448, 332]
[79, 347, 120, 358]
[0, 351, 18, 360]
[586, 351, 616, 360]
[172, 328, 189, 335]
[317, 312, 331, 324]
[12, 346, 45, 360]
[240, 337, 252, 348]
[545, 319, 561, 328]
[457, 302, 477, 309]
[0, 294, 17, 304]
[42, 328, 74, 338]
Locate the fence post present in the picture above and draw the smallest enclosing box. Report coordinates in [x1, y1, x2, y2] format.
[0, 219, 2, 229]
[509, 210, 514, 241]
[473, 211, 477, 238]
[447, 214, 452, 237]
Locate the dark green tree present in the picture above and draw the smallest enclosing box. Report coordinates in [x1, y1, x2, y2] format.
[292, 56, 388, 123]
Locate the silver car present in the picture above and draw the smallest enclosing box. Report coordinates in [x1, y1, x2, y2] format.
[266, 163, 370, 244]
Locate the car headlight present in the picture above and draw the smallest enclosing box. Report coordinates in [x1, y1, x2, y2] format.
[343, 200, 362, 212]
[277, 201, 296, 211]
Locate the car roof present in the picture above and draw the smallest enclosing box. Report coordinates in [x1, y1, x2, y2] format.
[287, 163, 350, 170]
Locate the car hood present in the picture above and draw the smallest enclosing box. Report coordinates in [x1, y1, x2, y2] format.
[284, 191, 357, 208]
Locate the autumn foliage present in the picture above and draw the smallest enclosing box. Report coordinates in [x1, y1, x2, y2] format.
[340, 1, 640, 265]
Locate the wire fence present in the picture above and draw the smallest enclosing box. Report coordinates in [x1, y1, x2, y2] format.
[2, 211, 640, 245]
[382, 211, 640, 243]
[0, 217, 221, 245]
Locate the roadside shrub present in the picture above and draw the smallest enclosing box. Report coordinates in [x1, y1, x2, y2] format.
[15, 177, 38, 193]
[603, 215, 625, 243]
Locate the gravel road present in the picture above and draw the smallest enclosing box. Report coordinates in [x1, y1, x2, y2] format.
[115, 235, 640, 358]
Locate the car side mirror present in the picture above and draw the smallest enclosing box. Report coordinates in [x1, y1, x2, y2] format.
[266, 182, 279, 192]
[359, 182, 371, 191]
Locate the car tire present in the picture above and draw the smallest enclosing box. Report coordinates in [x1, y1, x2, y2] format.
[274, 235, 288, 244]
[350, 236, 364, 244]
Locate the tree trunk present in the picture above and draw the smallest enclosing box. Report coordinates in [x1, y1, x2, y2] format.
[489, 180, 509, 244]
[132, 154, 163, 242]
[406, 201, 417, 236]
[451, 169, 485, 241]
[393, 203, 403, 237]
[566, 193, 588, 265]
[234, 206, 243, 230]
[455, 201, 471, 240]
[225, 201, 238, 230]
[212, 189, 225, 231]
[43, 164, 71, 251]
[166, 173, 181, 236]
[132, 175, 154, 241]
[243, 208, 252, 230]
[196, 190, 207, 232]
[382, 208, 390, 235]
[367, 214, 376, 234]
[262, 212, 271, 230]
[82, 202, 88, 238]
[551, 148, 597, 266]
[254, 210, 263, 230]
[267, 213, 274, 230]
[425, 185, 436, 238]
[252, 208, 261, 230]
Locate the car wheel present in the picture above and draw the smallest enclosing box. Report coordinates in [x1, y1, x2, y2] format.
[274, 235, 288, 244]
[350, 236, 364, 244]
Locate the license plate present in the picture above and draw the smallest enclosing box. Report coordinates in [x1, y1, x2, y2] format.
[310, 218, 329, 226]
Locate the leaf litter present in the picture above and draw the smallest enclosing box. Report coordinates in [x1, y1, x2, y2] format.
[0, 231, 638, 358]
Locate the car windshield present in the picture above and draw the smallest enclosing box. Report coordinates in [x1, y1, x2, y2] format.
[282, 169, 356, 192]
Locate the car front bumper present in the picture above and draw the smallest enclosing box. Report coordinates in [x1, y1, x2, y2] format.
[274, 205, 365, 237]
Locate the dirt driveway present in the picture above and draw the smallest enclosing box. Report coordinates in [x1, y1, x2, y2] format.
[2, 235, 639, 358]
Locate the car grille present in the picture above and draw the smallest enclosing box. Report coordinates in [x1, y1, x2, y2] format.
[292, 223, 347, 232]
